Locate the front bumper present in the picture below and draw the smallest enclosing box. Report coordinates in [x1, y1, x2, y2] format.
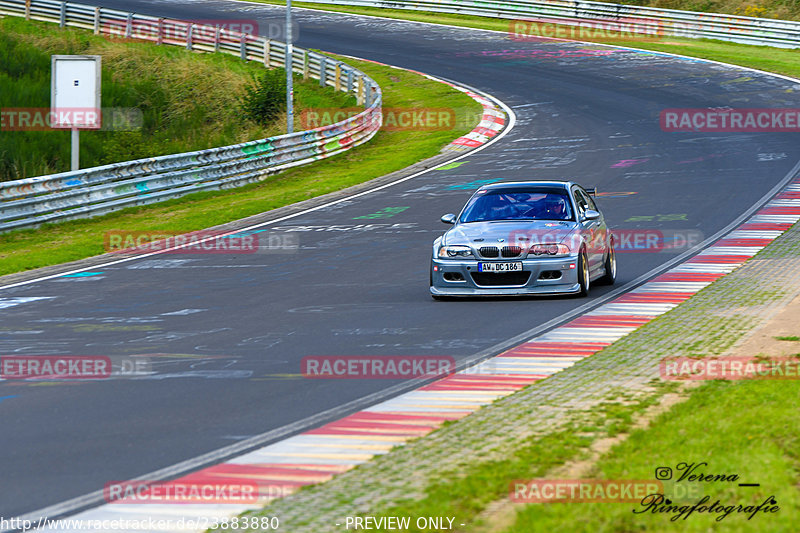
[430, 255, 581, 297]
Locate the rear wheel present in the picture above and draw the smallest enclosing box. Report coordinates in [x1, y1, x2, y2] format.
[597, 239, 616, 285]
[577, 250, 590, 297]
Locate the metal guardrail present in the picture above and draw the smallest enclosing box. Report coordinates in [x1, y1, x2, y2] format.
[0, 0, 382, 232]
[296, 0, 800, 48]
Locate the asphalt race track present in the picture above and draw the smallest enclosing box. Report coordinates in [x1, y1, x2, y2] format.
[2, 0, 800, 519]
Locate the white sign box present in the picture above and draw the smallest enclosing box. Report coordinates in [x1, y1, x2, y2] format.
[51, 55, 101, 129]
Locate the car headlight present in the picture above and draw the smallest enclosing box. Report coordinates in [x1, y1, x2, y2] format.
[529, 244, 571, 256]
[438, 245, 473, 259]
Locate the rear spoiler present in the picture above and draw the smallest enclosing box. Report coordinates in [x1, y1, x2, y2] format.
[585, 187, 597, 197]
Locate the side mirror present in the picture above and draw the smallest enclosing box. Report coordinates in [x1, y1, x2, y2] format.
[441, 213, 456, 225]
[583, 209, 601, 221]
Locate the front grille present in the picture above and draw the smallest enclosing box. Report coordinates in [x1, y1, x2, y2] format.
[479, 246, 499, 258]
[471, 271, 531, 287]
[501, 246, 522, 258]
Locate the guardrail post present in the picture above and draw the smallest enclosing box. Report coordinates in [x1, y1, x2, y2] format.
[364, 81, 371, 107]
[263, 39, 271, 67]
[240, 35, 247, 60]
[93, 7, 100, 35]
[214, 27, 221, 52]
[346, 69, 353, 94]
[25, 0, 31, 20]
[157, 18, 163, 45]
[303, 51, 309, 80]
[335, 63, 341, 92]
[319, 57, 326, 87]
[356, 75, 364, 106]
[125, 13, 132, 38]
[186, 24, 193, 50]
[60, 2, 66, 28]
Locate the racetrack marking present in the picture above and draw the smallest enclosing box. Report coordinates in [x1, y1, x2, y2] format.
[671, 263, 741, 273]
[698, 245, 766, 254]
[749, 214, 800, 224]
[0, 296, 55, 310]
[160, 309, 206, 316]
[631, 282, 713, 292]
[535, 328, 638, 343]
[725, 230, 785, 239]
[586, 303, 678, 315]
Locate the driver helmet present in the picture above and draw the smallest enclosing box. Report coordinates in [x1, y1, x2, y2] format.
[545, 195, 567, 217]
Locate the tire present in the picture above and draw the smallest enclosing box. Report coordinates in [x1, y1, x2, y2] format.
[577, 250, 590, 297]
[597, 239, 616, 286]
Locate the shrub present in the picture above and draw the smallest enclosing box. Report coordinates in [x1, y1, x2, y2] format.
[241, 68, 287, 125]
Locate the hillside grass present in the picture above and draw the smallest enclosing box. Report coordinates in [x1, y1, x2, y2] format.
[0, 17, 355, 180]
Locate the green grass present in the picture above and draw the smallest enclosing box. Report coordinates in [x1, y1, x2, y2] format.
[0, 17, 355, 180]
[775, 336, 800, 341]
[616, 0, 800, 21]
[353, 391, 670, 532]
[265, 0, 800, 21]
[351, 380, 800, 533]
[336, 429, 595, 532]
[0, 52, 481, 276]
[506, 379, 800, 532]
[244, 0, 800, 80]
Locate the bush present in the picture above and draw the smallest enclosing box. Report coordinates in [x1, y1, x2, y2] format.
[241, 68, 287, 125]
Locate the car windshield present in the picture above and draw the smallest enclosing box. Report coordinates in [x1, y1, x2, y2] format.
[460, 191, 574, 223]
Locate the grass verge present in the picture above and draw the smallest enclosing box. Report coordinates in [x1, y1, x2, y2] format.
[0, 51, 481, 277]
[369, 392, 668, 531]
[0, 17, 354, 180]
[249, 0, 800, 22]
[507, 378, 800, 532]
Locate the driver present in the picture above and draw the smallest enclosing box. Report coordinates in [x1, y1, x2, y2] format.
[544, 195, 568, 220]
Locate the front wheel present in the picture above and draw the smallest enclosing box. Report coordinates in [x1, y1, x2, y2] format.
[577, 250, 590, 297]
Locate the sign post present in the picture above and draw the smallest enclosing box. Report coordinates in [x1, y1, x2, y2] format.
[51, 55, 101, 171]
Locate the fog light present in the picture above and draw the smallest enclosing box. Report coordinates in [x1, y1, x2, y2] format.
[569, 263, 576, 269]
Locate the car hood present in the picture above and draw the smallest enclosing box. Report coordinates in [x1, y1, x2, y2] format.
[444, 220, 579, 246]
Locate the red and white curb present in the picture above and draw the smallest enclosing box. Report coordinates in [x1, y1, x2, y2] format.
[441, 89, 506, 152]
[39, 179, 800, 531]
[401, 68, 506, 152]
[337, 56, 507, 152]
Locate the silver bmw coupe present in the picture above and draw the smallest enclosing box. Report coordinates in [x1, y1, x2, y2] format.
[430, 181, 616, 298]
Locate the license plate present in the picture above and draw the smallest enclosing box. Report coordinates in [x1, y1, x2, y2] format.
[478, 262, 523, 273]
